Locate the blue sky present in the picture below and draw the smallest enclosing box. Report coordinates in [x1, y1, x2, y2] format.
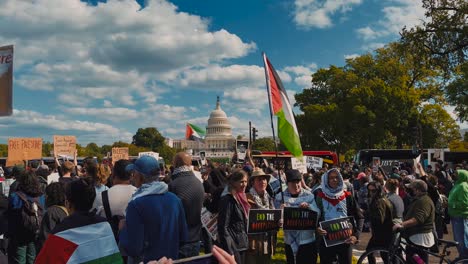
[0, 0, 464, 145]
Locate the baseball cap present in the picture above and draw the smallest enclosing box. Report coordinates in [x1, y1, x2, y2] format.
[356, 172, 366, 180]
[126, 156, 160, 178]
[285, 169, 302, 182]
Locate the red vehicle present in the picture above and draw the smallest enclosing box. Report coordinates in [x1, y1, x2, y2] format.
[252, 150, 339, 168]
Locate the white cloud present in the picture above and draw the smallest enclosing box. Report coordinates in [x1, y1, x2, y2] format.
[362, 42, 386, 51]
[344, 54, 360, 60]
[357, 0, 425, 45]
[103, 100, 112, 107]
[293, 0, 363, 29]
[283, 64, 316, 87]
[63, 107, 139, 121]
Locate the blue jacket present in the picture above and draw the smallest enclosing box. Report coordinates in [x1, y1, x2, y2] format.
[119, 181, 188, 262]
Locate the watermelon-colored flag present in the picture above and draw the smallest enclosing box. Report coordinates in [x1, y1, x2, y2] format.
[185, 123, 206, 142]
[263, 53, 303, 158]
[36, 221, 123, 264]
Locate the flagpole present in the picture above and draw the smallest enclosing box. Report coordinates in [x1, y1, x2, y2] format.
[262, 52, 284, 204]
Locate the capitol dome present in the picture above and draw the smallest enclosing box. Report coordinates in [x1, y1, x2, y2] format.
[206, 96, 232, 138]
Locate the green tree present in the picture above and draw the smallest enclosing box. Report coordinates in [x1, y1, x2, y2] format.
[0, 144, 7, 157]
[464, 131, 468, 142]
[401, 0, 467, 74]
[420, 104, 461, 147]
[132, 127, 165, 151]
[252, 137, 276, 151]
[445, 62, 468, 122]
[42, 141, 53, 157]
[156, 144, 176, 165]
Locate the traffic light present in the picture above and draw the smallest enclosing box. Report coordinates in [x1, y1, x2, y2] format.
[252, 127, 258, 141]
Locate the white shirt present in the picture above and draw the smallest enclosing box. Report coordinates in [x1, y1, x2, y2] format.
[47, 172, 60, 185]
[97, 184, 136, 217]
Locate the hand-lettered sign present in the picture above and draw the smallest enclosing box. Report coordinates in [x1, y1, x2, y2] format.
[283, 207, 318, 230]
[7, 138, 42, 166]
[0, 45, 13, 117]
[53, 135, 76, 157]
[319, 216, 354, 247]
[112, 147, 129, 164]
[247, 209, 281, 234]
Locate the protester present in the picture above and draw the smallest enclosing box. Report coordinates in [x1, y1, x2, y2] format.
[97, 159, 135, 241]
[7, 170, 45, 264]
[246, 168, 276, 264]
[393, 179, 435, 263]
[36, 177, 122, 264]
[316, 168, 363, 264]
[218, 169, 249, 264]
[119, 156, 188, 262]
[364, 182, 394, 264]
[38, 182, 68, 248]
[35, 164, 49, 193]
[448, 169, 468, 260]
[169, 152, 205, 258]
[275, 169, 320, 264]
[385, 179, 404, 224]
[58, 161, 76, 186]
[91, 163, 111, 211]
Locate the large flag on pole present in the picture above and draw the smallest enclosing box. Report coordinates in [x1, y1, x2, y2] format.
[185, 123, 206, 142]
[263, 53, 303, 158]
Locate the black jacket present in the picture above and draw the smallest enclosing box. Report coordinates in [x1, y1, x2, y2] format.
[52, 211, 107, 234]
[169, 170, 205, 243]
[217, 194, 248, 254]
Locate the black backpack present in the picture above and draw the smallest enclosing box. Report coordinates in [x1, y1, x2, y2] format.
[101, 190, 124, 242]
[16, 192, 43, 237]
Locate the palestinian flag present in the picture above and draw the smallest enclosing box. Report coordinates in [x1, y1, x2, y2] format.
[185, 123, 206, 142]
[36, 222, 123, 264]
[263, 53, 303, 158]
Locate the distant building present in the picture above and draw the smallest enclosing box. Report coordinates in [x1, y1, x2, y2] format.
[167, 97, 236, 158]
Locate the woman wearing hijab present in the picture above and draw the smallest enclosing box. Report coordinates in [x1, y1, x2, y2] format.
[246, 168, 275, 264]
[316, 168, 363, 264]
[275, 169, 321, 264]
[218, 169, 249, 264]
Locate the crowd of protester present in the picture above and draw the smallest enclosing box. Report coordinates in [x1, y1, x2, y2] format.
[0, 151, 466, 264]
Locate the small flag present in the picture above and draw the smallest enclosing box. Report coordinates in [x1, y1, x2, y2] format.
[263, 53, 303, 157]
[36, 222, 123, 264]
[185, 123, 206, 142]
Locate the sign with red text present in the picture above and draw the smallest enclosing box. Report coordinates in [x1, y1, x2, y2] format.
[201, 207, 218, 241]
[283, 207, 318, 230]
[247, 209, 281, 234]
[319, 217, 354, 247]
[112, 147, 129, 164]
[53, 135, 76, 157]
[0, 45, 13, 116]
[7, 138, 42, 166]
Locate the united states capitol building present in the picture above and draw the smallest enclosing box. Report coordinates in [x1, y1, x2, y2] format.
[166, 97, 236, 158]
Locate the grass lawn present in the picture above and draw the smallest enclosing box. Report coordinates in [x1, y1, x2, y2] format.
[272, 230, 358, 264]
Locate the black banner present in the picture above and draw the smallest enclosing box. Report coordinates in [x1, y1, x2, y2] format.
[319, 217, 354, 247]
[247, 209, 281, 234]
[283, 207, 318, 230]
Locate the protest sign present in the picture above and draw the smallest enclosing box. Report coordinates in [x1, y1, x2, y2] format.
[7, 138, 42, 166]
[112, 147, 129, 164]
[247, 209, 281, 234]
[306, 156, 323, 171]
[291, 156, 307, 174]
[200, 151, 206, 166]
[236, 140, 249, 163]
[372, 157, 381, 173]
[283, 207, 318, 230]
[0, 45, 13, 116]
[319, 216, 354, 247]
[53, 135, 76, 157]
[138, 151, 159, 160]
[201, 207, 218, 241]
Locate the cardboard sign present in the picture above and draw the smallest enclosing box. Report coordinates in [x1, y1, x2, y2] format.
[247, 209, 281, 234]
[236, 140, 249, 163]
[319, 217, 354, 247]
[112, 147, 129, 164]
[138, 151, 159, 160]
[7, 138, 42, 165]
[0, 45, 13, 116]
[291, 157, 307, 174]
[201, 207, 218, 241]
[306, 156, 323, 171]
[53, 135, 76, 157]
[283, 207, 318, 230]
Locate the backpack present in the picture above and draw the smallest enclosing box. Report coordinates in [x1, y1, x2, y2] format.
[101, 190, 124, 242]
[435, 190, 448, 217]
[16, 192, 43, 236]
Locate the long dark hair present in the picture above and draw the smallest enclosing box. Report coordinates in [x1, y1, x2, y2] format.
[45, 182, 66, 207]
[367, 181, 385, 204]
[228, 169, 247, 192]
[18, 171, 43, 197]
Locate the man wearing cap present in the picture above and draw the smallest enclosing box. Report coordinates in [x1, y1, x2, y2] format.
[119, 156, 188, 262]
[169, 152, 204, 258]
[275, 169, 320, 264]
[393, 179, 435, 263]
